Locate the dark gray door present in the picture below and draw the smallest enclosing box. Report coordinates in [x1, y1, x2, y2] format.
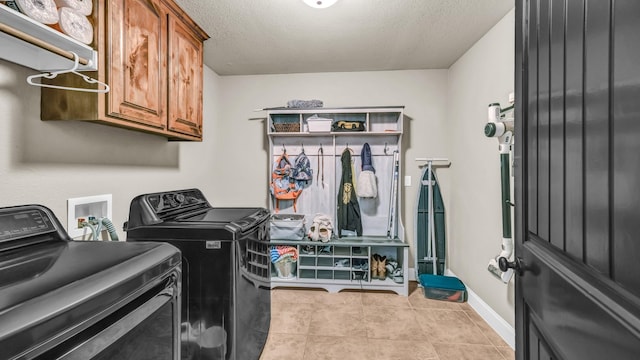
[514, 0, 640, 359]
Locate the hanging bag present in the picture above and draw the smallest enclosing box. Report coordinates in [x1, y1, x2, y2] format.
[293, 149, 313, 185]
[270, 151, 303, 212]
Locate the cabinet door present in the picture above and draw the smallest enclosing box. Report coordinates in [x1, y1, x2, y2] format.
[167, 15, 203, 138]
[107, 0, 167, 129]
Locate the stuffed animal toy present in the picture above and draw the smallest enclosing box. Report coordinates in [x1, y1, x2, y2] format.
[308, 213, 333, 242]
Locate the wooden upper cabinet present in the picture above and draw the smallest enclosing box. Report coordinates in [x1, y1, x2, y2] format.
[167, 15, 203, 137]
[107, 0, 166, 129]
[40, 0, 209, 141]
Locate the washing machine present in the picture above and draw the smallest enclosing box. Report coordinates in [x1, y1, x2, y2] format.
[0, 204, 181, 360]
[124, 189, 271, 360]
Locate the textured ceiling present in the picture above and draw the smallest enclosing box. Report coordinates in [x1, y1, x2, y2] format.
[174, 0, 514, 76]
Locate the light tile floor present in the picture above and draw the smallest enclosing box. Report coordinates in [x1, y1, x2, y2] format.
[260, 283, 515, 360]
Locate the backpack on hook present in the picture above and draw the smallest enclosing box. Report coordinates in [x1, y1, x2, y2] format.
[293, 149, 313, 186]
[271, 150, 303, 212]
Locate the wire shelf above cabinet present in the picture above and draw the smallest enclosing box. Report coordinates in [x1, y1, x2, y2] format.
[0, 5, 97, 71]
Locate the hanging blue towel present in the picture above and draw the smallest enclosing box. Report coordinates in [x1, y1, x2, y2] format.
[361, 143, 375, 173]
[357, 143, 377, 198]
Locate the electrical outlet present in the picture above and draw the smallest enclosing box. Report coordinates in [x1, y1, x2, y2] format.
[67, 194, 112, 238]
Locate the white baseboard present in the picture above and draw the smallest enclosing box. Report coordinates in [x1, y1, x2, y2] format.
[446, 269, 515, 349]
[410, 268, 515, 349]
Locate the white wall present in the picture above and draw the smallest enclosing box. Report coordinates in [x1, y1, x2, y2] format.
[447, 9, 515, 326]
[0, 61, 223, 239]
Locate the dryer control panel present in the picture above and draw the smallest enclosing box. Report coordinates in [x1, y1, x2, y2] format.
[146, 189, 209, 215]
[126, 189, 213, 228]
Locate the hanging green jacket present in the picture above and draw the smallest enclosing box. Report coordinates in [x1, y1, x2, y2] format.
[337, 149, 362, 237]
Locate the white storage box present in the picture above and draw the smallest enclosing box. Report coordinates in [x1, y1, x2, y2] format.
[306, 116, 332, 132]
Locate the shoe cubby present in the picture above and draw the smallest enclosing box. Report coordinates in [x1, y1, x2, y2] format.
[270, 237, 409, 296]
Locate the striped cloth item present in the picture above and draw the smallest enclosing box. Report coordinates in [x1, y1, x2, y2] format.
[270, 245, 298, 263]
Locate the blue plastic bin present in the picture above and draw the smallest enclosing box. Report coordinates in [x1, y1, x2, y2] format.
[419, 274, 467, 302]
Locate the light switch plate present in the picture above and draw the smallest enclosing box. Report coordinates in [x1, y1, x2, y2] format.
[404, 175, 411, 187]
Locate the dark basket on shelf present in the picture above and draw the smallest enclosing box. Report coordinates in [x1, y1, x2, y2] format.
[273, 123, 301, 132]
[271, 114, 301, 132]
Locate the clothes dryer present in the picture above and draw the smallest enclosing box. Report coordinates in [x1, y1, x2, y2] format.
[125, 189, 271, 360]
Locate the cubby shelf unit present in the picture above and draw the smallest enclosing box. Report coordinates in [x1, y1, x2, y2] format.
[266, 106, 408, 295]
[270, 238, 409, 296]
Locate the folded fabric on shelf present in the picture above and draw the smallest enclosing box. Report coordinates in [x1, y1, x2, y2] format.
[286, 99, 323, 108]
[270, 245, 299, 263]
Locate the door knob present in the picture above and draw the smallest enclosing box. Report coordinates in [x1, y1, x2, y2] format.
[498, 256, 524, 275]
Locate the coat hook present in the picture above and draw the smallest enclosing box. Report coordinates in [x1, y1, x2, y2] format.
[344, 144, 354, 156]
